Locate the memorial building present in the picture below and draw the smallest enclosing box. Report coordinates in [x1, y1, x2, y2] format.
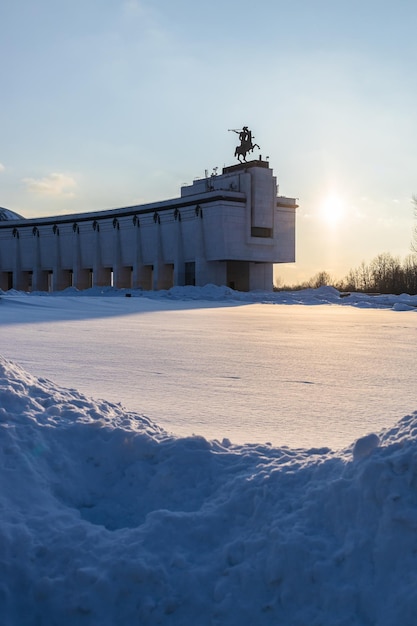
[0, 130, 298, 292]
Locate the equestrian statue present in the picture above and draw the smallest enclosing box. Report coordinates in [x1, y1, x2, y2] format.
[229, 126, 260, 163]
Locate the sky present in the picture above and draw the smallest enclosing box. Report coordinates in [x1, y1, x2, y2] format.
[1, 0, 417, 283]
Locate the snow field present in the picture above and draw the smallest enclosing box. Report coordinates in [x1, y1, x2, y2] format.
[2, 285, 417, 449]
[2, 352, 417, 624]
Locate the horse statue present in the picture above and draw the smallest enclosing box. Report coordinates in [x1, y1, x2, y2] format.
[229, 126, 260, 163]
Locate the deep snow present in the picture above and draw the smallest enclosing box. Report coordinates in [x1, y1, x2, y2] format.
[1, 285, 417, 624]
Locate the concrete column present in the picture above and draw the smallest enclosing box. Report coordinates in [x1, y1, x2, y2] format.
[249, 262, 273, 291]
[51, 225, 70, 291]
[12, 229, 25, 290]
[194, 206, 209, 287]
[152, 215, 162, 290]
[173, 210, 184, 286]
[132, 219, 142, 288]
[72, 224, 90, 290]
[132, 218, 150, 289]
[152, 215, 173, 290]
[92, 221, 108, 286]
[112, 219, 131, 288]
[32, 228, 48, 291]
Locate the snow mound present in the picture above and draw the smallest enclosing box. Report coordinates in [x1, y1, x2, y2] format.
[2, 354, 417, 624]
[4, 284, 417, 311]
[352, 432, 380, 460]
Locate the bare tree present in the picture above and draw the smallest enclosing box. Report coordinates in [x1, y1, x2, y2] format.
[339, 269, 356, 292]
[370, 252, 401, 293]
[412, 195, 417, 254]
[308, 271, 333, 288]
[403, 254, 417, 294]
[288, 250, 417, 294]
[356, 261, 373, 292]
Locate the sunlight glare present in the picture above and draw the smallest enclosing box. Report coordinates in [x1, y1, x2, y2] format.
[319, 193, 346, 226]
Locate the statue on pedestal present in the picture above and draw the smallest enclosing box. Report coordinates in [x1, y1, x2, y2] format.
[229, 126, 260, 162]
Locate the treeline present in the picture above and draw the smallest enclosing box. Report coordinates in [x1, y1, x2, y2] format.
[277, 253, 417, 295]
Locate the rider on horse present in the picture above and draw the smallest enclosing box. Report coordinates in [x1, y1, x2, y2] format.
[230, 126, 260, 162]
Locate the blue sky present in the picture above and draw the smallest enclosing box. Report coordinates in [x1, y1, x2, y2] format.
[1, 0, 417, 283]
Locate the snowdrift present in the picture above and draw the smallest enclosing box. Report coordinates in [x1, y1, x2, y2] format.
[2, 283, 417, 310]
[1, 354, 417, 625]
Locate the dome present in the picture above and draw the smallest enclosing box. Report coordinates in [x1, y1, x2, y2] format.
[0, 207, 24, 221]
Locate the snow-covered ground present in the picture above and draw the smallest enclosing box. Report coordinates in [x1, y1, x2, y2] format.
[1, 285, 417, 624]
[2, 285, 417, 448]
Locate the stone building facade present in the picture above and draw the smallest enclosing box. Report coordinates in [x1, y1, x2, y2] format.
[0, 159, 297, 292]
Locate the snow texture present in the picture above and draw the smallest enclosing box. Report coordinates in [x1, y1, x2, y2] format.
[2, 285, 417, 450]
[2, 283, 417, 309]
[1, 286, 417, 624]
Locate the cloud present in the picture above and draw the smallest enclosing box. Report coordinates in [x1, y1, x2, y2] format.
[22, 173, 77, 198]
[123, 0, 145, 16]
[0, 163, 5, 172]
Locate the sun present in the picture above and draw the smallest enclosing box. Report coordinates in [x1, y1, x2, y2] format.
[319, 193, 346, 226]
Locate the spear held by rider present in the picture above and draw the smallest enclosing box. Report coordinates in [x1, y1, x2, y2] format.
[228, 126, 260, 163]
